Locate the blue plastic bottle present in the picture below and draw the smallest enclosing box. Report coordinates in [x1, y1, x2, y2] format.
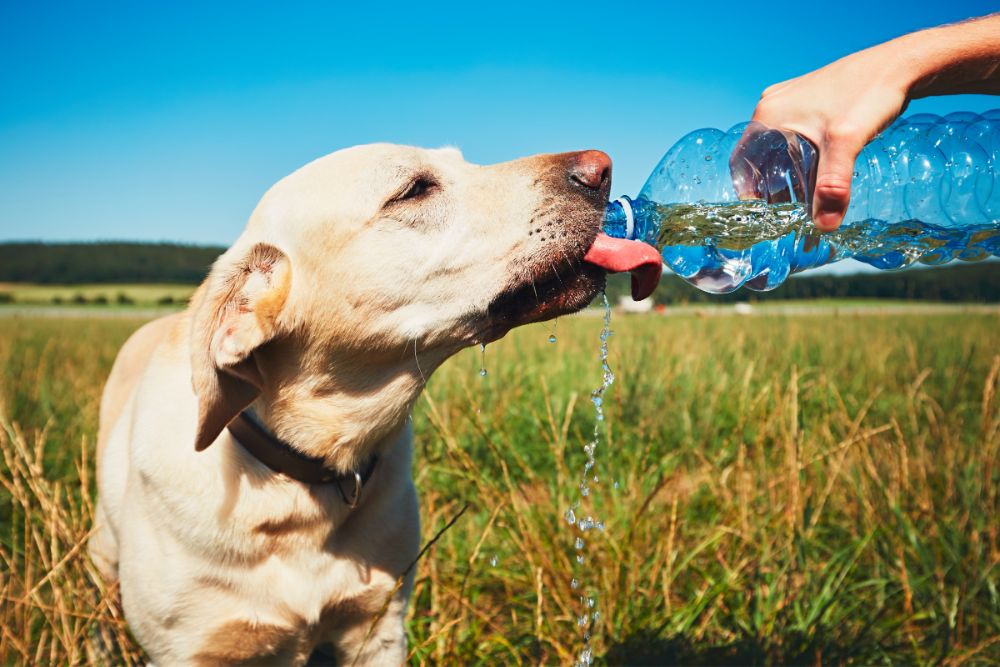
[603, 110, 1000, 294]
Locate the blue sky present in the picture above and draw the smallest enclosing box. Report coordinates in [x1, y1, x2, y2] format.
[1, 0, 997, 246]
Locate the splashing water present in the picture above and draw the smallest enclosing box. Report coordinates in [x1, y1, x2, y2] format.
[479, 343, 488, 377]
[565, 292, 614, 667]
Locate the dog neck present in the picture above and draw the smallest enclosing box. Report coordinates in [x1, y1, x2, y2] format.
[228, 408, 378, 502]
[248, 339, 446, 472]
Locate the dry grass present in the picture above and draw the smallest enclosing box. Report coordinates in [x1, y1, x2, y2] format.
[0, 422, 144, 665]
[1, 310, 999, 665]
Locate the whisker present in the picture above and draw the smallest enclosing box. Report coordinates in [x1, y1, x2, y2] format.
[550, 263, 564, 287]
[560, 250, 579, 276]
[412, 338, 427, 385]
[530, 279, 540, 305]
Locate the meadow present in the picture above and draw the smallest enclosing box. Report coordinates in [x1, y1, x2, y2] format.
[1, 307, 998, 665]
[0, 283, 196, 306]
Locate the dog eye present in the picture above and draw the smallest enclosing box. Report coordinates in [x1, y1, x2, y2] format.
[397, 177, 437, 201]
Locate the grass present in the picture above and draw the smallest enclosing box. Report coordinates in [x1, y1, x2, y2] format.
[1, 308, 998, 665]
[0, 283, 195, 306]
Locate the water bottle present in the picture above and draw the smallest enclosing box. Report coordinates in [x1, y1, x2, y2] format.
[603, 110, 1000, 294]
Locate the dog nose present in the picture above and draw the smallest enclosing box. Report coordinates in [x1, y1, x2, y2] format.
[568, 150, 612, 191]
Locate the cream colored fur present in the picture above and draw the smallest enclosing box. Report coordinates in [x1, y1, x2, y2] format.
[88, 144, 608, 666]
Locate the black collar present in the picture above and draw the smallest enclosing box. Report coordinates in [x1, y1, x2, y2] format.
[227, 410, 378, 507]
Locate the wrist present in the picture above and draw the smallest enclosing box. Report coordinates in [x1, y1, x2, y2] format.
[880, 29, 945, 100]
[893, 16, 1000, 99]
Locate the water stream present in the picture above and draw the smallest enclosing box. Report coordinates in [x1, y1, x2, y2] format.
[565, 292, 614, 667]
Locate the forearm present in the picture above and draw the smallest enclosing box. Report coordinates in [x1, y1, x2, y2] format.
[894, 13, 1000, 99]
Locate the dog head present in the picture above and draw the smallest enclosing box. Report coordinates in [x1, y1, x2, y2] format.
[189, 145, 632, 460]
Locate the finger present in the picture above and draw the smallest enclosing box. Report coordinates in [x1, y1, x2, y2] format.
[812, 138, 861, 231]
[758, 77, 797, 101]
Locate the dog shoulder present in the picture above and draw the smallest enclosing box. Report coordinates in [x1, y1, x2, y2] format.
[97, 312, 189, 465]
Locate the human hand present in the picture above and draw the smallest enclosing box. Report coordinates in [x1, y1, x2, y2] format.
[739, 41, 913, 231]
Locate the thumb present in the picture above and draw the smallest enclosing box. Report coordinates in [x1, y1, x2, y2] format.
[812, 139, 861, 231]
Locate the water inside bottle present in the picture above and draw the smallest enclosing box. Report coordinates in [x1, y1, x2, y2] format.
[653, 201, 1000, 293]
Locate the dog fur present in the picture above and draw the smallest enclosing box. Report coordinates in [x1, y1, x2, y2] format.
[88, 144, 610, 665]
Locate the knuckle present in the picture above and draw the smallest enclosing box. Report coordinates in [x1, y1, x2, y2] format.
[825, 121, 862, 145]
[752, 96, 779, 120]
[814, 174, 852, 201]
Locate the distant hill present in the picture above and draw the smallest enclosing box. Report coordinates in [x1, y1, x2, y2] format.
[0, 241, 997, 303]
[0, 242, 224, 284]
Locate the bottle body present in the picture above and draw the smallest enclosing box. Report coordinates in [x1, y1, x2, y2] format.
[604, 110, 1000, 294]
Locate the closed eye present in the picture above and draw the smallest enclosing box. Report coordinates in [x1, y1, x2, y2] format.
[395, 176, 438, 202]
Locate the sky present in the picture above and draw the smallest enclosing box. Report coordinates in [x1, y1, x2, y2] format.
[1, 0, 998, 253]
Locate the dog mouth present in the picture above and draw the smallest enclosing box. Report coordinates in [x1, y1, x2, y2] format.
[482, 255, 606, 342]
[480, 233, 662, 343]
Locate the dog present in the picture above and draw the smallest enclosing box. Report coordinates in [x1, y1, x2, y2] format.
[88, 144, 660, 665]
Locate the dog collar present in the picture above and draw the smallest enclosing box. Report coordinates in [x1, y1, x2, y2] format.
[227, 410, 378, 507]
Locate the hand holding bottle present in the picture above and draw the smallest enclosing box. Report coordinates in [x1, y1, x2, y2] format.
[738, 13, 1000, 231]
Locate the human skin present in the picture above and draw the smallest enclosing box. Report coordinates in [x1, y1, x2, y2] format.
[748, 13, 1000, 230]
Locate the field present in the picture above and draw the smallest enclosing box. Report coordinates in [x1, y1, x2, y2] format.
[0, 283, 196, 306]
[1, 307, 999, 665]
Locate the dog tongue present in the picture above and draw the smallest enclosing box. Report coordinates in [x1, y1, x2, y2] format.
[583, 233, 663, 301]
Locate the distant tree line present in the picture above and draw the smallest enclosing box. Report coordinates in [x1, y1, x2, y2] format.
[607, 261, 1000, 304]
[0, 242, 224, 284]
[1, 241, 997, 303]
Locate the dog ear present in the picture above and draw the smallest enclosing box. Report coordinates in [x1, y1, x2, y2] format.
[190, 243, 292, 451]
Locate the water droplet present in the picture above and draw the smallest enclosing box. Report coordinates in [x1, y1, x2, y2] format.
[613, 480, 620, 490]
[489, 554, 498, 567]
[704, 155, 713, 161]
[576, 554, 585, 564]
[577, 615, 589, 627]
[587, 597, 596, 608]
[564, 508, 576, 525]
[574, 537, 584, 550]
[479, 368, 487, 377]
[570, 578, 579, 589]
[548, 334, 557, 343]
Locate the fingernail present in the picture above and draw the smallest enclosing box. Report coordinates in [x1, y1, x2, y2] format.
[814, 210, 842, 231]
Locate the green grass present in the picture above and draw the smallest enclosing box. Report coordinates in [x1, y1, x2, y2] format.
[1, 308, 999, 665]
[0, 283, 195, 306]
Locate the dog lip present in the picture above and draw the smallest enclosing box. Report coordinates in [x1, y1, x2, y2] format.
[478, 194, 608, 343]
[481, 259, 605, 342]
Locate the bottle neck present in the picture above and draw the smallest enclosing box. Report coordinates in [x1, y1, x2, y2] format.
[603, 196, 636, 239]
[603, 195, 660, 243]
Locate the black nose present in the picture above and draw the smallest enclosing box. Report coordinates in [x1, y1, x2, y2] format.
[568, 150, 612, 191]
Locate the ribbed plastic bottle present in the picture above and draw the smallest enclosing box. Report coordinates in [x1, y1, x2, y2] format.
[603, 110, 1000, 294]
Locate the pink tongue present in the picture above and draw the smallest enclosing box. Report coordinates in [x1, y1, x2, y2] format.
[583, 233, 663, 301]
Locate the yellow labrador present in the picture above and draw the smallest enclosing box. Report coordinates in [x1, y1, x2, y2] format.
[88, 144, 660, 665]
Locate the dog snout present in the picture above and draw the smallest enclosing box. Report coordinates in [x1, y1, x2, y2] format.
[567, 150, 612, 196]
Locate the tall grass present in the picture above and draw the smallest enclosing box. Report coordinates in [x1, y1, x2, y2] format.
[1, 311, 998, 665]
